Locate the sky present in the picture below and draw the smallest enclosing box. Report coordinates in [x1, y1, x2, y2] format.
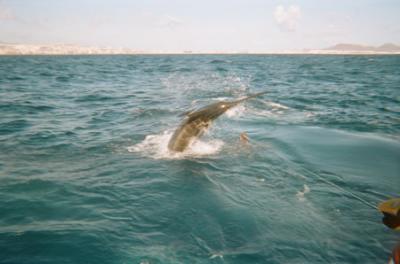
[0, 0, 399, 52]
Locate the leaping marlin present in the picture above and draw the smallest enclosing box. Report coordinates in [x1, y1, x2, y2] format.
[168, 92, 267, 152]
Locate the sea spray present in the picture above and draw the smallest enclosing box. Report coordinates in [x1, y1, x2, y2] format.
[128, 130, 224, 159]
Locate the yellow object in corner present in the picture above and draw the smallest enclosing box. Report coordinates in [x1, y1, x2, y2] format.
[379, 198, 400, 216]
[379, 198, 400, 231]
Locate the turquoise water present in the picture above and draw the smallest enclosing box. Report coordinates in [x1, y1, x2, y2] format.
[0, 55, 399, 263]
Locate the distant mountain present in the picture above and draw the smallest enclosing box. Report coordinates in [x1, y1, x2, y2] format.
[326, 43, 400, 52]
[327, 43, 373, 51]
[376, 43, 400, 52]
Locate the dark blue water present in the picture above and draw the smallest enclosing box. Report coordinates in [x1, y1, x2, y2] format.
[0, 55, 399, 263]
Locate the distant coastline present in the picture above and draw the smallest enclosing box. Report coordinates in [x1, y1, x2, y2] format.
[1, 43, 400, 55]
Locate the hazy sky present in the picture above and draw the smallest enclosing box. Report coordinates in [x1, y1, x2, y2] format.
[1, 0, 399, 52]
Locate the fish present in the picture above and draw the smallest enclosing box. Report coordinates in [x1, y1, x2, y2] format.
[167, 92, 267, 152]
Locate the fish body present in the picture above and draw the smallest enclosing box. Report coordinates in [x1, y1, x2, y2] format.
[167, 92, 266, 152]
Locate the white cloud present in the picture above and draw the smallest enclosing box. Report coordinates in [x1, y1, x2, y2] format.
[158, 15, 183, 28]
[274, 5, 301, 32]
[0, 2, 14, 20]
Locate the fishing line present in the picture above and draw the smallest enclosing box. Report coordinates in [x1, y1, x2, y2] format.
[273, 144, 379, 210]
[302, 166, 378, 210]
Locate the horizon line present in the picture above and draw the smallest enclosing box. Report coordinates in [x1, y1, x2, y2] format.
[2, 42, 400, 56]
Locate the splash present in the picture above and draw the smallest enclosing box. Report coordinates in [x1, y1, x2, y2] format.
[210, 253, 224, 259]
[296, 184, 310, 202]
[127, 130, 224, 159]
[226, 100, 290, 119]
[225, 104, 246, 118]
[224, 98, 289, 118]
[267, 101, 289, 110]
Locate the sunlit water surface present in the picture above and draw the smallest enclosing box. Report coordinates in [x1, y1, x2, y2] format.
[0, 55, 399, 263]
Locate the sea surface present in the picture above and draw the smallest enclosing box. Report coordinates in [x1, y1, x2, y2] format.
[0, 55, 399, 264]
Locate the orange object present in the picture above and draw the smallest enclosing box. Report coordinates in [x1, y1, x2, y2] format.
[389, 243, 400, 264]
[379, 198, 400, 264]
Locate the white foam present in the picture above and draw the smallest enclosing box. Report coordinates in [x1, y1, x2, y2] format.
[249, 109, 277, 118]
[218, 96, 284, 119]
[210, 253, 224, 259]
[238, 100, 289, 118]
[226, 104, 246, 118]
[305, 112, 315, 118]
[296, 184, 310, 202]
[266, 101, 289, 110]
[214, 97, 230, 101]
[127, 130, 224, 159]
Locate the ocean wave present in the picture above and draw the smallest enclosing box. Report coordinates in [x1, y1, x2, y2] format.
[131, 108, 177, 119]
[161, 72, 250, 102]
[0, 102, 55, 113]
[5, 76, 25, 81]
[75, 94, 115, 102]
[176, 67, 194, 72]
[209, 59, 229, 64]
[215, 66, 228, 72]
[0, 119, 31, 135]
[55, 76, 71, 82]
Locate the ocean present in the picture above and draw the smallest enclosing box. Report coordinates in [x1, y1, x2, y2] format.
[0, 55, 399, 263]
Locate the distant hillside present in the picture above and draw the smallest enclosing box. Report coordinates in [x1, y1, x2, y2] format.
[326, 43, 400, 52]
[1, 42, 400, 55]
[0, 43, 139, 55]
[376, 43, 400, 52]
